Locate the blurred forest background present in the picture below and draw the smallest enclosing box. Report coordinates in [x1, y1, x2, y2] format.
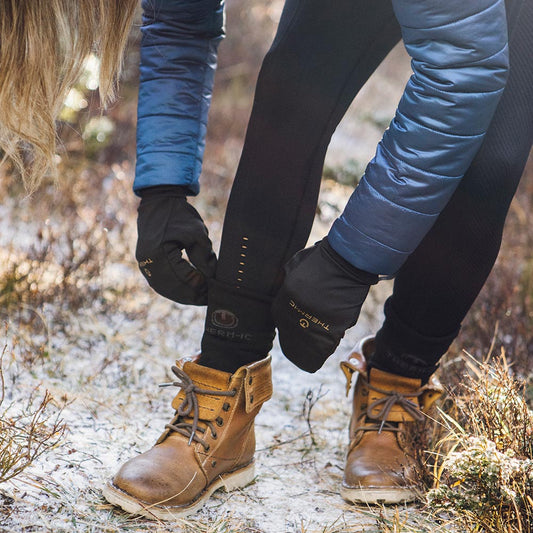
[0, 1, 532, 531]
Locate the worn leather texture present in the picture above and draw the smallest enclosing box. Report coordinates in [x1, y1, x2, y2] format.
[112, 355, 271, 508]
[342, 338, 442, 491]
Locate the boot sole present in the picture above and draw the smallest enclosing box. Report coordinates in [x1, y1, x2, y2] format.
[102, 462, 255, 520]
[341, 484, 418, 505]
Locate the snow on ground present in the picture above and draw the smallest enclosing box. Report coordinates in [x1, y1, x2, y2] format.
[2, 289, 411, 533]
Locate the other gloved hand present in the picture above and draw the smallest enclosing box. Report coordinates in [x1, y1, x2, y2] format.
[136, 185, 217, 305]
[272, 237, 379, 372]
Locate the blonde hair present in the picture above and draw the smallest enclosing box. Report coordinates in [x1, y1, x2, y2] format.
[0, 0, 138, 191]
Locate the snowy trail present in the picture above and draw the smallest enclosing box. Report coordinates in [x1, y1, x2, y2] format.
[1, 271, 406, 532]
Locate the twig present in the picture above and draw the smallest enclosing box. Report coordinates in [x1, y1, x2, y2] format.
[256, 431, 310, 452]
[302, 385, 328, 446]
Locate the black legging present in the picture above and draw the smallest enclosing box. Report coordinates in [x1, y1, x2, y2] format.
[217, 0, 401, 293]
[201, 0, 532, 373]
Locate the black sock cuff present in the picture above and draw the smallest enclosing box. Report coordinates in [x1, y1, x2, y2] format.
[369, 298, 460, 381]
[369, 346, 439, 383]
[201, 279, 275, 363]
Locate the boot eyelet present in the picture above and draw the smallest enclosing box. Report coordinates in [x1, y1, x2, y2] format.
[248, 376, 253, 385]
[231, 388, 237, 396]
[204, 444, 210, 452]
[222, 402, 230, 411]
[211, 460, 217, 467]
[216, 417, 224, 427]
[250, 395, 254, 404]
[212, 431, 218, 439]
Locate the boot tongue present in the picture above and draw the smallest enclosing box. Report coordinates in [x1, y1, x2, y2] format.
[367, 368, 422, 423]
[182, 360, 232, 387]
[170, 361, 233, 421]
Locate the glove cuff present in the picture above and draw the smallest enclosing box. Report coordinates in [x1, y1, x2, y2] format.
[137, 184, 189, 199]
[322, 237, 379, 286]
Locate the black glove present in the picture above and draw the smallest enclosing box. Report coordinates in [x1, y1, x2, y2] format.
[272, 237, 378, 372]
[136, 185, 217, 305]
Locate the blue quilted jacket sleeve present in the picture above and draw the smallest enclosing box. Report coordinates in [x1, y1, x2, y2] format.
[328, 0, 509, 275]
[133, 0, 225, 195]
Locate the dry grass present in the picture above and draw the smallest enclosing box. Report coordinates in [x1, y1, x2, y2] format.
[0, 224, 108, 313]
[427, 353, 533, 533]
[413, 158, 533, 533]
[0, 344, 66, 484]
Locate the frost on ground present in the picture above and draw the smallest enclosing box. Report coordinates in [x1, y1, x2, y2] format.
[0, 180, 434, 533]
[0, 280, 421, 533]
[0, 306, 397, 533]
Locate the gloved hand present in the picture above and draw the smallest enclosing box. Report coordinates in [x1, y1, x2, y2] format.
[272, 237, 379, 372]
[136, 185, 217, 305]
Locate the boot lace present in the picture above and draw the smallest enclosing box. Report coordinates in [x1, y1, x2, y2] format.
[356, 381, 425, 434]
[159, 365, 236, 450]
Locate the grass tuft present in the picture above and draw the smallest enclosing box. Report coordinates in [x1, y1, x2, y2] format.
[427, 352, 533, 533]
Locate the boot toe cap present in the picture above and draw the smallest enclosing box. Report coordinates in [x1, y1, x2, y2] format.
[112, 447, 205, 507]
[343, 433, 417, 490]
[343, 456, 411, 489]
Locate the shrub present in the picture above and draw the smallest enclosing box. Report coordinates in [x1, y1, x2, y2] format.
[428, 354, 533, 533]
[0, 346, 66, 483]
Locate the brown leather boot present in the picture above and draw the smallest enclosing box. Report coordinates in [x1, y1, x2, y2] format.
[102, 355, 272, 519]
[340, 337, 442, 505]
